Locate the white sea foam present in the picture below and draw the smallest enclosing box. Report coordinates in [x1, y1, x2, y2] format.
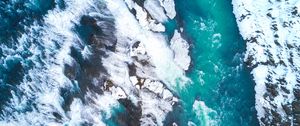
[104, 0, 190, 125]
[0, 0, 117, 125]
[105, 0, 190, 88]
[192, 100, 219, 126]
[0, 0, 191, 125]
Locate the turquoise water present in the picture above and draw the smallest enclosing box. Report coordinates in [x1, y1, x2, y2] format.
[173, 0, 259, 125]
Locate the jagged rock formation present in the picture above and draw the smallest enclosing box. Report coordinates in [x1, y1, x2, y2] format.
[0, 0, 191, 125]
[232, 0, 300, 125]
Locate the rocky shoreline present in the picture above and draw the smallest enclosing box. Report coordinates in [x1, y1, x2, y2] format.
[0, 0, 191, 125]
[104, 0, 191, 125]
[232, 0, 300, 125]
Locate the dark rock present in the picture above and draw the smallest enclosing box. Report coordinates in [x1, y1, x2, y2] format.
[271, 24, 278, 31]
[128, 63, 137, 76]
[281, 86, 290, 94]
[281, 121, 291, 126]
[245, 55, 255, 67]
[266, 75, 272, 82]
[292, 7, 298, 15]
[140, 59, 150, 66]
[143, 113, 157, 124]
[294, 89, 300, 99]
[246, 37, 258, 43]
[130, 8, 137, 17]
[116, 99, 142, 126]
[64, 63, 78, 80]
[287, 43, 294, 49]
[266, 83, 279, 97]
[274, 40, 280, 46]
[53, 112, 62, 121]
[282, 21, 289, 27]
[279, 60, 287, 67]
[239, 13, 251, 21]
[288, 57, 294, 66]
[271, 109, 282, 124]
[260, 116, 272, 126]
[292, 100, 300, 114]
[134, 0, 145, 7]
[282, 103, 292, 115]
[132, 41, 141, 49]
[136, 78, 145, 89]
[294, 114, 300, 124]
[104, 80, 114, 90]
[276, 78, 287, 85]
[267, 13, 272, 18]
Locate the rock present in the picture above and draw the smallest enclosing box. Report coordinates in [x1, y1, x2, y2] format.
[294, 114, 300, 124]
[159, 0, 176, 19]
[293, 100, 300, 114]
[282, 103, 292, 115]
[232, 0, 300, 123]
[104, 80, 114, 90]
[144, 0, 168, 22]
[170, 30, 191, 71]
[64, 64, 77, 80]
[111, 86, 127, 99]
[281, 86, 290, 94]
[271, 109, 282, 124]
[294, 89, 300, 99]
[130, 76, 138, 85]
[266, 83, 279, 97]
[117, 99, 142, 126]
[292, 7, 298, 15]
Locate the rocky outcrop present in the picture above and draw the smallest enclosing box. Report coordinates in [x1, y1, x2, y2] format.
[0, 0, 191, 125]
[103, 0, 190, 125]
[232, 0, 300, 125]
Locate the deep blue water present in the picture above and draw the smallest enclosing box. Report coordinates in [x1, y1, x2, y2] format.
[0, 0, 57, 110]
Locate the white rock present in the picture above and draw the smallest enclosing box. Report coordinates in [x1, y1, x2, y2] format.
[159, 0, 176, 19]
[143, 79, 164, 94]
[144, 0, 168, 22]
[111, 86, 127, 99]
[170, 30, 191, 70]
[129, 76, 138, 85]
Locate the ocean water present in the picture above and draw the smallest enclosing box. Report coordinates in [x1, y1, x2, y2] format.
[168, 0, 259, 125]
[0, 0, 56, 110]
[0, 0, 259, 125]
